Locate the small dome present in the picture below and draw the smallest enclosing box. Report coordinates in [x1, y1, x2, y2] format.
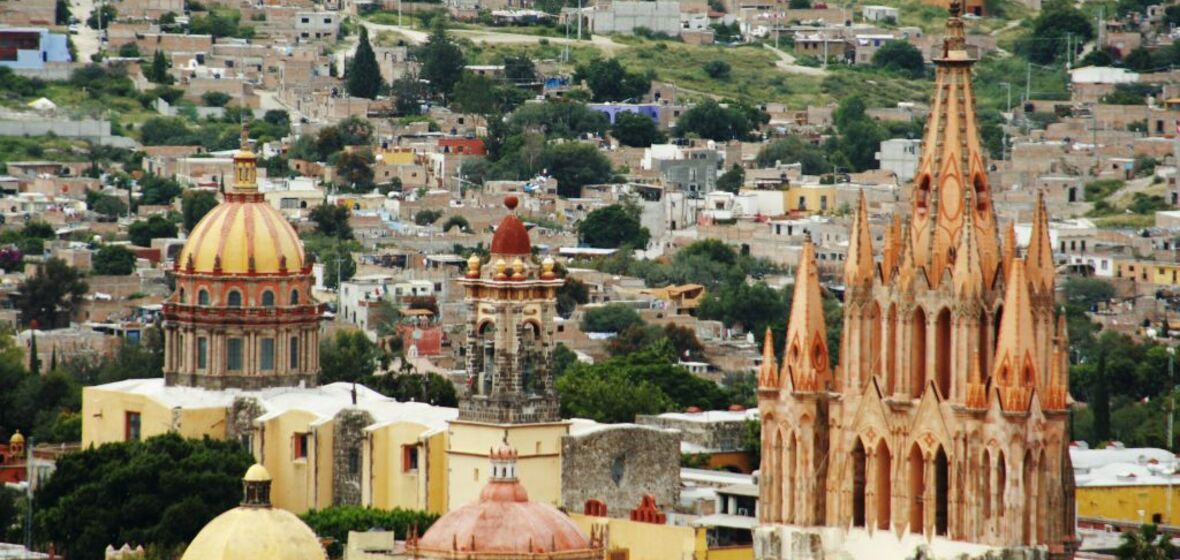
[176, 198, 305, 275]
[180, 507, 325, 560]
[412, 445, 598, 558]
[9, 430, 23, 445]
[490, 196, 531, 256]
[243, 464, 271, 482]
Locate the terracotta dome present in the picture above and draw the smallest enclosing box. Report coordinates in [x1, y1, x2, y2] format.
[176, 199, 305, 275]
[490, 195, 531, 256]
[411, 446, 600, 558]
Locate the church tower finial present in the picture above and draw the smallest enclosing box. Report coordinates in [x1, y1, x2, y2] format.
[780, 241, 830, 392]
[908, 5, 1000, 288]
[991, 259, 1038, 411]
[758, 327, 780, 390]
[844, 191, 874, 289]
[1025, 191, 1056, 295]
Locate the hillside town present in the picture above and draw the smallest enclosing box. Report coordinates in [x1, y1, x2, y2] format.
[4, 0, 1180, 557]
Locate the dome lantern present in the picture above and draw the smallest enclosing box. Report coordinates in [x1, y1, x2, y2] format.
[242, 464, 272, 507]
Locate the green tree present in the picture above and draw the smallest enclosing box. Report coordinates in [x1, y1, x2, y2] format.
[137, 173, 182, 205]
[556, 277, 590, 318]
[611, 111, 666, 147]
[92, 245, 136, 275]
[86, 3, 116, 29]
[541, 142, 614, 198]
[607, 323, 705, 361]
[302, 234, 358, 289]
[503, 55, 537, 84]
[1116, 524, 1176, 559]
[557, 363, 674, 422]
[15, 258, 88, 329]
[419, 19, 465, 101]
[577, 203, 650, 249]
[441, 215, 470, 232]
[347, 27, 383, 99]
[698, 281, 789, 336]
[553, 343, 578, 377]
[128, 215, 178, 247]
[146, 50, 173, 84]
[390, 76, 427, 116]
[580, 303, 643, 333]
[1063, 277, 1115, 310]
[181, 190, 219, 232]
[200, 91, 232, 107]
[574, 59, 651, 102]
[756, 136, 830, 174]
[366, 371, 458, 407]
[834, 95, 868, 131]
[117, 43, 141, 58]
[310, 204, 354, 239]
[34, 433, 252, 560]
[676, 100, 753, 141]
[717, 164, 745, 193]
[414, 209, 444, 226]
[508, 101, 611, 140]
[86, 190, 127, 218]
[301, 506, 439, 558]
[838, 120, 886, 172]
[872, 41, 925, 79]
[319, 330, 381, 383]
[140, 117, 191, 145]
[703, 59, 731, 80]
[1022, 6, 1093, 64]
[335, 150, 376, 192]
[788, 0, 810, 7]
[55, 0, 71, 24]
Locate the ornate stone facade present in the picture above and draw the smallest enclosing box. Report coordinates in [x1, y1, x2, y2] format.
[162, 127, 323, 390]
[756, 5, 1076, 558]
[456, 196, 564, 424]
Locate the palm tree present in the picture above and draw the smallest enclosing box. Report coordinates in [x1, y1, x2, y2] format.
[1116, 524, 1176, 560]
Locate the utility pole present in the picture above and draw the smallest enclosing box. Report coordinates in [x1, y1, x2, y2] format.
[577, 0, 583, 41]
[1000, 81, 1011, 113]
[1066, 33, 1071, 69]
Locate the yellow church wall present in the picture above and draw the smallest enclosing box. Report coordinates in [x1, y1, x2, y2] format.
[784, 185, 836, 215]
[259, 409, 334, 514]
[1076, 485, 1180, 526]
[362, 422, 449, 514]
[81, 387, 227, 447]
[569, 514, 698, 560]
[424, 430, 448, 514]
[446, 421, 568, 510]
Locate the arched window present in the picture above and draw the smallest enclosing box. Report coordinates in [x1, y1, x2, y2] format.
[935, 447, 949, 536]
[290, 289, 299, 305]
[935, 308, 952, 398]
[852, 438, 867, 527]
[178, 288, 186, 304]
[911, 307, 927, 398]
[915, 175, 931, 216]
[876, 439, 892, 530]
[198, 289, 210, 305]
[261, 290, 275, 307]
[908, 444, 925, 534]
[520, 322, 542, 395]
[227, 290, 242, 307]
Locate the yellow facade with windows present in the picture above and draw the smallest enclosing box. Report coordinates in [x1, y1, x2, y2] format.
[81, 382, 230, 446]
[362, 422, 449, 514]
[1076, 484, 1180, 527]
[784, 184, 837, 215]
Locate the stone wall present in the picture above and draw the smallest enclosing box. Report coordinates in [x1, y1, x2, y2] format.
[636, 414, 748, 452]
[228, 397, 265, 452]
[332, 408, 374, 506]
[752, 526, 1054, 560]
[560, 425, 679, 517]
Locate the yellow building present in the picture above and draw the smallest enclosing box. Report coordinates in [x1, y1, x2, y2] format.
[783, 183, 836, 215]
[81, 379, 457, 515]
[1074, 446, 1180, 527]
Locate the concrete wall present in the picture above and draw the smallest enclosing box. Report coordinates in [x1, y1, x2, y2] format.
[561, 425, 680, 516]
[592, 1, 681, 36]
[0, 119, 111, 139]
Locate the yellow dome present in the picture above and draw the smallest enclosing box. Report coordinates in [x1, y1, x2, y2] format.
[180, 506, 325, 560]
[9, 430, 23, 445]
[177, 198, 305, 275]
[243, 464, 271, 482]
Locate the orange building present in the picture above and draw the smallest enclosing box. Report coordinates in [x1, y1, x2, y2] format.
[755, 4, 1076, 558]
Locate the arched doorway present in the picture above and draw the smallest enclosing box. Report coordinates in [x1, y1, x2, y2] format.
[997, 451, 1007, 520]
[876, 439, 892, 530]
[769, 427, 784, 522]
[935, 309, 952, 398]
[981, 449, 992, 522]
[908, 445, 925, 534]
[786, 433, 797, 523]
[853, 439, 867, 527]
[911, 307, 927, 398]
[935, 447, 949, 536]
[1037, 449, 1049, 543]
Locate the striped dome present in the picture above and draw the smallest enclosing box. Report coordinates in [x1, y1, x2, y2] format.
[177, 197, 305, 275]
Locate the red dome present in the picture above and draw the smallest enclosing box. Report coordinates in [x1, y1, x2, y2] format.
[415, 483, 591, 555]
[491, 215, 532, 256]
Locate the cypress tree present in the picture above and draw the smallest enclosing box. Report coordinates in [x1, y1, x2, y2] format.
[148, 50, 172, 84]
[1093, 350, 1112, 443]
[346, 27, 382, 99]
[29, 329, 40, 376]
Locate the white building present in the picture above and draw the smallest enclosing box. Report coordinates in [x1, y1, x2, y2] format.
[295, 11, 340, 42]
[861, 5, 899, 21]
[876, 138, 921, 183]
[591, 1, 681, 36]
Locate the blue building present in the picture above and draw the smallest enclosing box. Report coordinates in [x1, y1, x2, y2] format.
[0, 28, 71, 70]
[588, 103, 661, 125]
